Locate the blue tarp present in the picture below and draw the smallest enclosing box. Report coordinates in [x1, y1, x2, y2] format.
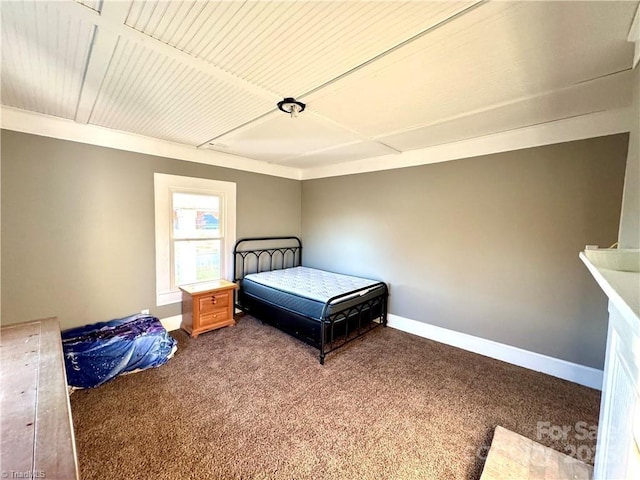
[61, 314, 177, 389]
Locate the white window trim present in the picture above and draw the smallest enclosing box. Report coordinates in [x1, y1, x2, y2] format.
[154, 173, 236, 306]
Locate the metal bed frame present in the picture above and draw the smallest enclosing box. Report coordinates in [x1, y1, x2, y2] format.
[233, 236, 388, 364]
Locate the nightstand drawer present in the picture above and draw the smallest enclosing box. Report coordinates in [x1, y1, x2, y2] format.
[200, 306, 230, 326]
[198, 291, 230, 314]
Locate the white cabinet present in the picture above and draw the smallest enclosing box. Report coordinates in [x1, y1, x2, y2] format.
[580, 250, 640, 480]
[594, 302, 640, 479]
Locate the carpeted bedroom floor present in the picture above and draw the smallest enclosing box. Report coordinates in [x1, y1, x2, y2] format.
[70, 315, 601, 480]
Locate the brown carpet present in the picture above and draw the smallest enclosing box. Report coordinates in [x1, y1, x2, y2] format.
[70, 315, 600, 480]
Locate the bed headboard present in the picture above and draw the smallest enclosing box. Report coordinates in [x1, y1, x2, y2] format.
[233, 236, 302, 283]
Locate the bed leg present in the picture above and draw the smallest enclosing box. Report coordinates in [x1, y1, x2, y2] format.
[319, 354, 325, 365]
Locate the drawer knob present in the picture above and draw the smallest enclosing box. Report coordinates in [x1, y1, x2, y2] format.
[211, 296, 217, 304]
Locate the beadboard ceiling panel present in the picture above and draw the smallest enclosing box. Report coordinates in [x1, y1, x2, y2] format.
[124, 0, 478, 96]
[1, 1, 95, 120]
[1, 0, 637, 176]
[205, 111, 368, 163]
[379, 69, 635, 152]
[281, 141, 393, 169]
[90, 37, 275, 145]
[305, 0, 638, 137]
[75, 0, 102, 13]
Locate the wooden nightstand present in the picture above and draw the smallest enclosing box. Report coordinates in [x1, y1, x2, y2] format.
[179, 280, 238, 338]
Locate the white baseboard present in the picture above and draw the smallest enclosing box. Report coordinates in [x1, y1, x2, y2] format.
[387, 314, 603, 390]
[160, 314, 182, 332]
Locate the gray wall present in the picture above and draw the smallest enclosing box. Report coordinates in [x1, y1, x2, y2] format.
[0, 128, 631, 369]
[1, 130, 301, 330]
[619, 66, 639, 248]
[302, 135, 629, 369]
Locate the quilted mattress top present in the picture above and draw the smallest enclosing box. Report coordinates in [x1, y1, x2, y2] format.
[243, 266, 381, 303]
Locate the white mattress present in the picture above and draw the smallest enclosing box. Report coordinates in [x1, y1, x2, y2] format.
[244, 266, 380, 304]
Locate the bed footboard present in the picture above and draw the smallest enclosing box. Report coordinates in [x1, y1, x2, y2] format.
[318, 284, 388, 364]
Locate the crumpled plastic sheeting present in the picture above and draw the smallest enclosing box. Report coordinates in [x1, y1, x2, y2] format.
[61, 314, 177, 389]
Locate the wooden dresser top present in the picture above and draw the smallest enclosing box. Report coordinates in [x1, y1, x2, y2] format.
[1, 317, 79, 480]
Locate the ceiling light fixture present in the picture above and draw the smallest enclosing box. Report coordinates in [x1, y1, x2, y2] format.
[277, 97, 306, 118]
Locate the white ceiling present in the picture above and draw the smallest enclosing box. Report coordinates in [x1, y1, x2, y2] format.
[1, 0, 638, 175]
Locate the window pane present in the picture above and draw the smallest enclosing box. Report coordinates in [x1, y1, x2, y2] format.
[173, 192, 220, 239]
[174, 239, 221, 286]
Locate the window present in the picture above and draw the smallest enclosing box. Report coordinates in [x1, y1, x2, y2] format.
[172, 192, 221, 287]
[154, 174, 236, 306]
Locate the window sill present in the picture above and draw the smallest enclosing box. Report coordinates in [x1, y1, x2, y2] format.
[157, 290, 182, 307]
